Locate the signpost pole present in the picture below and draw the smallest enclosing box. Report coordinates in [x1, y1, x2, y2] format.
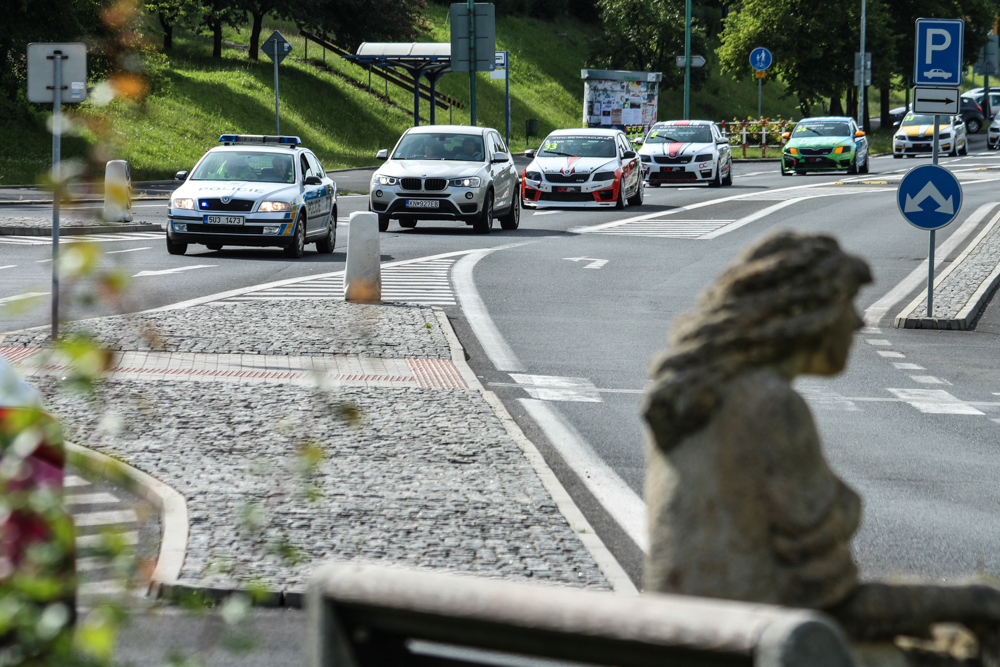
[858, 0, 866, 127]
[505, 51, 510, 147]
[274, 55, 280, 134]
[683, 0, 691, 120]
[50, 51, 63, 341]
[758, 77, 762, 120]
[927, 113, 941, 317]
[468, 0, 477, 126]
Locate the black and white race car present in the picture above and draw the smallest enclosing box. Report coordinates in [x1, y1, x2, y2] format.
[638, 120, 733, 187]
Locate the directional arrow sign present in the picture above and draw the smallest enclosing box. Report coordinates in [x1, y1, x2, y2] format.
[897, 164, 962, 230]
[676, 55, 706, 68]
[563, 257, 608, 270]
[912, 86, 960, 114]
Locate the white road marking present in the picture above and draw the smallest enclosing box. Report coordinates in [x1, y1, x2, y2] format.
[36, 259, 52, 263]
[864, 202, 1000, 327]
[877, 351, 905, 358]
[64, 475, 90, 487]
[0, 265, 16, 270]
[887, 388, 985, 415]
[520, 398, 647, 552]
[453, 250, 525, 372]
[563, 257, 608, 269]
[65, 492, 121, 505]
[797, 385, 861, 411]
[533, 210, 562, 216]
[866, 339, 892, 346]
[0, 291, 48, 305]
[73, 509, 138, 526]
[699, 198, 814, 239]
[75, 532, 138, 548]
[910, 375, 950, 385]
[133, 264, 216, 277]
[106, 246, 151, 254]
[893, 362, 925, 370]
[509, 374, 602, 402]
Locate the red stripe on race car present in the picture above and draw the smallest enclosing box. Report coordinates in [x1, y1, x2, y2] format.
[673, 121, 690, 126]
[566, 156, 581, 173]
[667, 142, 685, 158]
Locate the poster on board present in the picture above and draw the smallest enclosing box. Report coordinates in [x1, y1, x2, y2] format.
[581, 69, 661, 133]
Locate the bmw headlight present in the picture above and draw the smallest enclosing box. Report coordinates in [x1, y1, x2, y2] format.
[171, 198, 195, 210]
[374, 175, 398, 186]
[448, 177, 482, 187]
[259, 201, 291, 212]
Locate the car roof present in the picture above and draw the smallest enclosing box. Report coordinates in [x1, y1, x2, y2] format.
[208, 145, 305, 154]
[547, 128, 622, 136]
[799, 116, 854, 123]
[653, 120, 714, 126]
[404, 124, 490, 136]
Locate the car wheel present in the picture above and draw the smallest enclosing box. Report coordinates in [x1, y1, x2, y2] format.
[399, 219, 417, 229]
[893, 153, 902, 159]
[847, 156, 858, 175]
[316, 217, 335, 254]
[473, 192, 493, 234]
[166, 238, 187, 255]
[860, 155, 870, 174]
[722, 160, 734, 186]
[377, 214, 390, 232]
[627, 176, 644, 206]
[968, 118, 982, 134]
[949, 142, 957, 157]
[708, 165, 722, 187]
[614, 181, 627, 210]
[648, 181, 661, 188]
[283, 213, 306, 258]
[959, 141, 968, 156]
[206, 243, 222, 251]
[781, 160, 791, 176]
[499, 193, 520, 230]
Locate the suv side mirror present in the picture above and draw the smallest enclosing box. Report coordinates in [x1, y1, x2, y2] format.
[376, 149, 388, 161]
[491, 152, 509, 163]
[524, 148, 536, 158]
[622, 150, 637, 159]
[174, 170, 188, 181]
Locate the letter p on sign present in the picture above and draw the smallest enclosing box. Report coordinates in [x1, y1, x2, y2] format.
[926, 29, 951, 63]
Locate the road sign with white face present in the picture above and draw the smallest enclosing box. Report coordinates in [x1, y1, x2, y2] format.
[913, 18, 964, 87]
[676, 55, 706, 68]
[749, 47, 772, 71]
[912, 86, 960, 114]
[897, 164, 962, 230]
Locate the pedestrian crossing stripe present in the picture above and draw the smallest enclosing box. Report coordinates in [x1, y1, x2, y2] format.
[221, 257, 458, 305]
[582, 219, 735, 239]
[0, 232, 164, 245]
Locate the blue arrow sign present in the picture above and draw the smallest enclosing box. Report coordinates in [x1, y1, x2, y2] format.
[749, 47, 772, 71]
[897, 164, 962, 230]
[914, 18, 964, 87]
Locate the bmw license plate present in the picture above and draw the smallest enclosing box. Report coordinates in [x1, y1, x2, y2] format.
[204, 215, 244, 225]
[405, 200, 440, 209]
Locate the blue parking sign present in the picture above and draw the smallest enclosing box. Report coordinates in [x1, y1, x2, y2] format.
[914, 19, 964, 87]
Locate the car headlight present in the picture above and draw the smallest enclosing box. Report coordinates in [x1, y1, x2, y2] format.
[895, 136, 905, 142]
[833, 146, 853, 154]
[592, 171, 615, 181]
[172, 198, 195, 210]
[448, 177, 481, 187]
[640, 154, 651, 163]
[938, 132, 951, 140]
[786, 147, 798, 155]
[525, 171, 542, 181]
[374, 175, 398, 186]
[258, 201, 291, 212]
[694, 154, 713, 162]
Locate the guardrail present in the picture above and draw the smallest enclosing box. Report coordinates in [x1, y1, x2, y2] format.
[719, 120, 798, 158]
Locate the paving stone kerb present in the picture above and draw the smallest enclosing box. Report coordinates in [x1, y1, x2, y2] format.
[896, 209, 1000, 330]
[5, 300, 452, 359]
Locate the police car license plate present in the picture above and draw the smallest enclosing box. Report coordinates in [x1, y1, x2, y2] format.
[405, 200, 439, 209]
[204, 215, 244, 225]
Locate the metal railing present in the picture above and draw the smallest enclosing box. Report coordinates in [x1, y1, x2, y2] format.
[719, 120, 799, 158]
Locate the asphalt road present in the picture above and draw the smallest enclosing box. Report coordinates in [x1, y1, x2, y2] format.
[5, 140, 1000, 662]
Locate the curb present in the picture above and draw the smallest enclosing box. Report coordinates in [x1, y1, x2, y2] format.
[431, 307, 639, 596]
[326, 166, 377, 174]
[0, 224, 163, 236]
[894, 208, 1000, 329]
[65, 441, 189, 594]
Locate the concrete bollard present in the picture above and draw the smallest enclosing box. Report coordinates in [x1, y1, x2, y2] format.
[103, 160, 132, 222]
[344, 211, 381, 303]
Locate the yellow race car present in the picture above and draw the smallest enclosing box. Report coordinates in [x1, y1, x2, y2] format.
[893, 113, 968, 158]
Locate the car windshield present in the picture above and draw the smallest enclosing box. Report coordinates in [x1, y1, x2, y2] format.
[792, 122, 852, 137]
[190, 151, 295, 183]
[537, 135, 617, 158]
[645, 125, 713, 143]
[392, 133, 485, 161]
[901, 114, 937, 126]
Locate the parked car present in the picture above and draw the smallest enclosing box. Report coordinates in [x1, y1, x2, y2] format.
[521, 128, 643, 208]
[965, 90, 1000, 121]
[371, 125, 519, 233]
[780, 116, 869, 175]
[893, 112, 968, 157]
[890, 98, 984, 133]
[637, 120, 733, 187]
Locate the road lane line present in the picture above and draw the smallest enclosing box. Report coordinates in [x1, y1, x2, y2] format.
[698, 197, 814, 239]
[452, 250, 524, 372]
[0, 292, 48, 305]
[106, 246, 151, 254]
[863, 202, 999, 327]
[133, 264, 217, 277]
[0, 265, 16, 270]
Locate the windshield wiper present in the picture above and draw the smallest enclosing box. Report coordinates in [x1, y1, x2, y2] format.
[542, 151, 577, 157]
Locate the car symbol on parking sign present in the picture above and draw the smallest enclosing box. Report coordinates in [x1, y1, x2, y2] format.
[897, 164, 963, 230]
[913, 19, 964, 87]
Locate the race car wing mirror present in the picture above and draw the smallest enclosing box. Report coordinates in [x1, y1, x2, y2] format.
[376, 149, 388, 161]
[855, 131, 866, 137]
[622, 150, 637, 159]
[174, 170, 188, 181]
[782, 132, 790, 140]
[524, 149, 536, 158]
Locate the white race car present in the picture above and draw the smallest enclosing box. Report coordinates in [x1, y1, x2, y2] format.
[167, 134, 337, 257]
[521, 128, 643, 208]
[638, 120, 733, 187]
[989, 118, 1000, 149]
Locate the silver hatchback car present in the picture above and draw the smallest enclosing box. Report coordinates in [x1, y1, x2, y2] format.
[370, 125, 520, 234]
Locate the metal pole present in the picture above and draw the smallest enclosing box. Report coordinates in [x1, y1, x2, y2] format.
[928, 113, 940, 318]
[51, 51, 63, 341]
[683, 0, 691, 120]
[858, 0, 866, 126]
[413, 67, 421, 127]
[468, 0, 477, 126]
[758, 77, 762, 120]
[430, 74, 436, 125]
[274, 56, 280, 134]
[505, 52, 510, 147]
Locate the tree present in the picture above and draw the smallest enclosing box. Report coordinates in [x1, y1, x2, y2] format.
[198, 0, 244, 57]
[146, 0, 200, 49]
[289, 0, 426, 53]
[237, 0, 282, 60]
[589, 0, 710, 92]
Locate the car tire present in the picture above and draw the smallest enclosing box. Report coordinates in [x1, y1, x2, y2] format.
[614, 182, 627, 210]
[283, 213, 306, 258]
[206, 243, 222, 251]
[968, 118, 982, 134]
[627, 177, 644, 206]
[167, 238, 187, 255]
[860, 155, 870, 174]
[949, 142, 957, 157]
[708, 166, 722, 187]
[398, 219, 417, 229]
[722, 160, 734, 185]
[473, 192, 493, 234]
[847, 156, 858, 175]
[893, 153, 902, 159]
[781, 161, 791, 176]
[499, 193, 520, 230]
[377, 214, 390, 232]
[316, 218, 335, 254]
[959, 141, 968, 156]
[647, 181, 661, 188]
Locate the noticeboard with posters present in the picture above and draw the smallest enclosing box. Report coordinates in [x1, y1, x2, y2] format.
[581, 69, 662, 133]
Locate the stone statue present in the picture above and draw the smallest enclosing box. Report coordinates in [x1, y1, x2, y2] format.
[642, 231, 1000, 665]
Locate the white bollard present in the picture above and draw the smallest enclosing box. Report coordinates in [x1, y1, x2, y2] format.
[344, 211, 381, 303]
[103, 160, 132, 222]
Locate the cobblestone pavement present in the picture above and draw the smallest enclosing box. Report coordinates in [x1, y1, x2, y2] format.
[2, 300, 452, 359]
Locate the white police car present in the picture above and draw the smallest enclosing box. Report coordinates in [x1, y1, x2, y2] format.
[167, 135, 337, 257]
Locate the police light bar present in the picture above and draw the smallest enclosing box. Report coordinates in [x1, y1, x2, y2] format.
[218, 134, 301, 147]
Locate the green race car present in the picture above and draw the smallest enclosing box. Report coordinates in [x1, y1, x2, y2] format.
[781, 116, 870, 176]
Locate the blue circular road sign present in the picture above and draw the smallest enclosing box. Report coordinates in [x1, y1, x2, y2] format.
[749, 47, 772, 71]
[897, 164, 963, 230]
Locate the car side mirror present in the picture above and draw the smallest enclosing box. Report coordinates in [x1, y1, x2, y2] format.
[491, 152, 510, 163]
[717, 138, 728, 145]
[174, 170, 188, 181]
[893, 121, 901, 127]
[782, 132, 790, 140]
[634, 138, 643, 146]
[304, 175, 322, 185]
[524, 148, 536, 158]
[855, 130, 865, 137]
[622, 150, 637, 159]
[376, 149, 388, 161]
